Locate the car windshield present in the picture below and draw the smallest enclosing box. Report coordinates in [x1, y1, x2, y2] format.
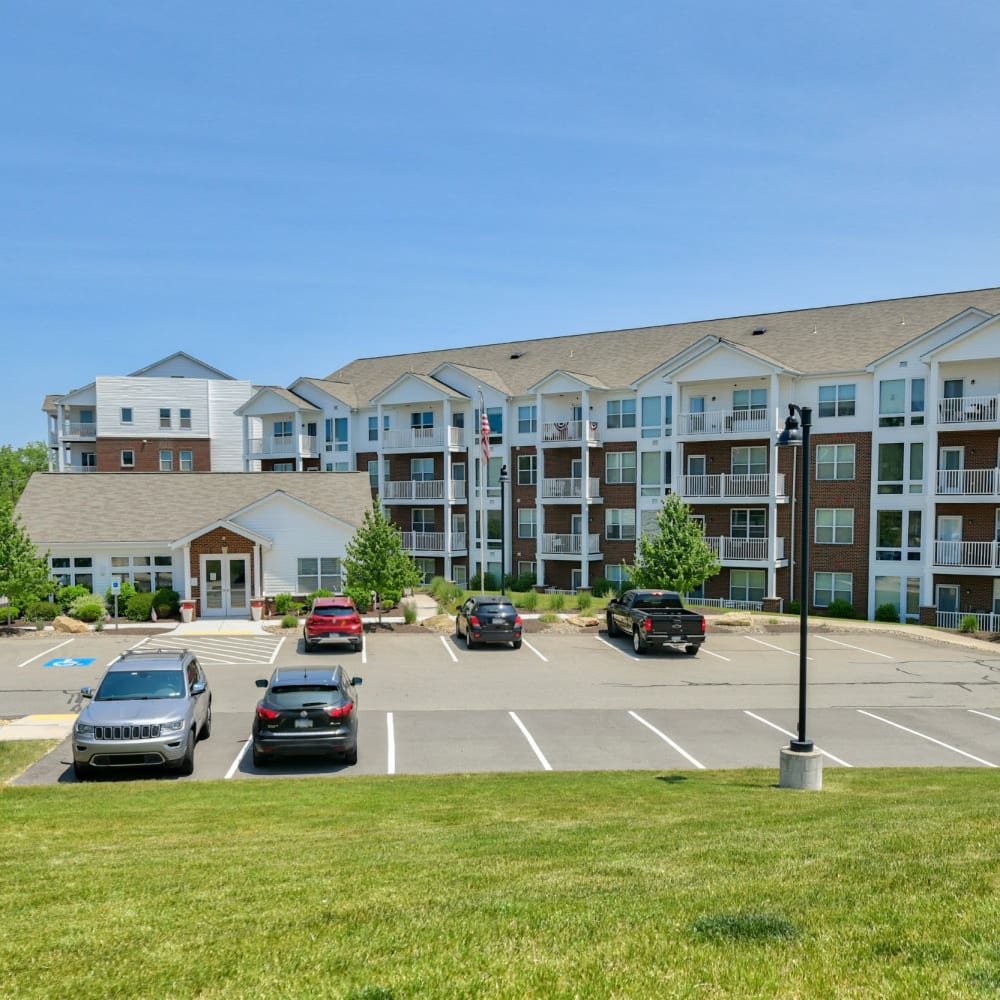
[96, 669, 186, 701]
[310, 607, 356, 618]
[476, 603, 512, 615]
[269, 684, 339, 709]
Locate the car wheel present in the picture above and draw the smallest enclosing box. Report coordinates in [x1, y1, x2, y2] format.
[199, 700, 212, 740]
[343, 743, 358, 766]
[303, 633, 313, 652]
[455, 618, 462, 638]
[685, 645, 700, 656]
[73, 760, 92, 782]
[606, 612, 618, 637]
[353, 641, 363, 652]
[176, 730, 196, 776]
[252, 745, 267, 768]
[632, 629, 645, 655]
[512, 639, 522, 649]
[465, 629, 476, 649]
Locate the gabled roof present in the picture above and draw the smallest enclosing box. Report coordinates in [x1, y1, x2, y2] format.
[292, 378, 361, 410]
[234, 386, 320, 416]
[128, 352, 236, 380]
[371, 371, 467, 404]
[430, 362, 513, 396]
[15, 472, 374, 546]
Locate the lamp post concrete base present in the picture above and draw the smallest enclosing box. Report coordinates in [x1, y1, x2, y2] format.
[779, 746, 823, 790]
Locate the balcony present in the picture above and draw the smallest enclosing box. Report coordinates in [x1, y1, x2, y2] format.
[399, 531, 467, 554]
[679, 473, 786, 500]
[58, 421, 97, 440]
[937, 394, 999, 425]
[540, 532, 601, 556]
[935, 469, 1000, 496]
[678, 407, 771, 437]
[247, 434, 317, 459]
[540, 477, 601, 501]
[933, 539, 1000, 569]
[704, 536, 786, 564]
[383, 427, 465, 451]
[382, 480, 446, 502]
[541, 420, 600, 445]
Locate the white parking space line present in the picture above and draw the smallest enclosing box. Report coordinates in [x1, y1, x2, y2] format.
[269, 636, 286, 664]
[697, 646, 731, 662]
[107, 639, 150, 667]
[522, 639, 547, 661]
[387, 712, 396, 774]
[814, 634, 893, 659]
[857, 710, 997, 767]
[509, 712, 552, 770]
[970, 710, 1000, 724]
[595, 634, 638, 659]
[628, 711, 705, 769]
[747, 636, 812, 659]
[225, 740, 250, 779]
[439, 635, 458, 662]
[17, 639, 74, 669]
[743, 711, 853, 767]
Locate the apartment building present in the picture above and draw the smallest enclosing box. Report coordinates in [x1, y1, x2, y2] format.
[43, 352, 254, 473]
[231, 288, 1000, 628]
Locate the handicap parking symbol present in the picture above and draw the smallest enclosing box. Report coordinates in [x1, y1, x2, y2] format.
[43, 657, 96, 668]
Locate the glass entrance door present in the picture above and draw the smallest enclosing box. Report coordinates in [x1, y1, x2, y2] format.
[200, 555, 250, 616]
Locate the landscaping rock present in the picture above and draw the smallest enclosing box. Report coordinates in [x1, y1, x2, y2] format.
[715, 613, 753, 628]
[53, 615, 89, 633]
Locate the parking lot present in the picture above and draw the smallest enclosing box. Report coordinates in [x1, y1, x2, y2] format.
[4, 625, 1000, 784]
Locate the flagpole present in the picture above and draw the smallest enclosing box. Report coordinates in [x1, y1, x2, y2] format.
[479, 388, 488, 596]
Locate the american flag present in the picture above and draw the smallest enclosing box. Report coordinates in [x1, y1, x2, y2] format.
[480, 406, 491, 469]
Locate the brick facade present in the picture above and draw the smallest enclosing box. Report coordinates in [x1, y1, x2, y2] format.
[96, 437, 212, 472]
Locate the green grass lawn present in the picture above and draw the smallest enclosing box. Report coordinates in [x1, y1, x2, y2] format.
[2, 767, 998, 999]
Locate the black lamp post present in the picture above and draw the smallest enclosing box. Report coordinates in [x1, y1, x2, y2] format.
[499, 464, 508, 596]
[777, 404, 814, 753]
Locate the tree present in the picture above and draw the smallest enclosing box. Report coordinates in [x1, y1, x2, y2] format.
[629, 493, 720, 594]
[0, 442, 48, 505]
[0, 501, 53, 623]
[343, 503, 422, 627]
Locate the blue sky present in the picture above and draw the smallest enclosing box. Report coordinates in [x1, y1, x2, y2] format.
[4, 1, 999, 448]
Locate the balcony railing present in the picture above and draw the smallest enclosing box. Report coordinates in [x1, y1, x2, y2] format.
[399, 531, 467, 553]
[382, 479, 445, 501]
[935, 610, 999, 631]
[64, 465, 98, 473]
[935, 469, 999, 496]
[933, 540, 1000, 569]
[60, 421, 97, 438]
[680, 472, 785, 499]
[540, 477, 600, 499]
[703, 536, 785, 562]
[678, 407, 771, 437]
[938, 394, 999, 424]
[540, 532, 601, 555]
[247, 435, 317, 458]
[541, 420, 600, 444]
[383, 427, 465, 451]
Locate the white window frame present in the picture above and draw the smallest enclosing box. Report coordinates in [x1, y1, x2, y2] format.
[296, 557, 343, 594]
[606, 398, 637, 429]
[120, 407, 133, 425]
[517, 455, 537, 485]
[159, 450, 173, 472]
[816, 444, 855, 481]
[121, 449, 135, 468]
[159, 408, 172, 429]
[179, 408, 192, 429]
[606, 451, 637, 484]
[817, 384, 856, 418]
[814, 572, 852, 608]
[815, 508, 854, 545]
[179, 449, 193, 472]
[517, 507, 537, 539]
[605, 508, 636, 541]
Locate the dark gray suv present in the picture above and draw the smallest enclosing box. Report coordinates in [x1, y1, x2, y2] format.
[72, 649, 212, 780]
[455, 595, 523, 649]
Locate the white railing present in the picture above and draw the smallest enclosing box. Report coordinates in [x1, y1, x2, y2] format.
[540, 532, 601, 555]
[935, 610, 999, 632]
[64, 465, 98, 473]
[935, 468, 999, 496]
[540, 477, 600, 499]
[383, 427, 461, 450]
[938, 394, 999, 424]
[703, 536, 785, 562]
[541, 420, 600, 444]
[933, 540, 1000, 568]
[399, 531, 466, 552]
[678, 407, 771, 436]
[382, 479, 445, 501]
[680, 472, 785, 499]
[247, 435, 317, 457]
[693, 597, 764, 612]
[450, 481, 467, 500]
[61, 421, 97, 437]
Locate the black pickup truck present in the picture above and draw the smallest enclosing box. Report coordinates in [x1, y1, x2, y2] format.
[605, 589, 707, 656]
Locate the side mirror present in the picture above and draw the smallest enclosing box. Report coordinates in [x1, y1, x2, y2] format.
[80, 687, 93, 699]
[351, 677, 363, 687]
[255, 679, 269, 689]
[190, 681, 207, 696]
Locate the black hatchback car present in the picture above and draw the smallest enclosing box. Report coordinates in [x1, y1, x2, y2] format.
[455, 595, 522, 649]
[251, 666, 362, 767]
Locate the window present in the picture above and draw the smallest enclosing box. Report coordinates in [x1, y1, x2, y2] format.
[109, 554, 172, 592]
[413, 558, 435, 584]
[877, 443, 904, 494]
[732, 388, 767, 412]
[606, 564, 630, 588]
[487, 407, 502, 435]
[333, 461, 350, 472]
[817, 384, 856, 418]
[120, 407, 133, 425]
[640, 396, 661, 438]
[517, 560, 537, 579]
[518, 507, 537, 538]
[731, 446, 767, 476]
[815, 508, 854, 544]
[412, 508, 435, 533]
[816, 444, 855, 480]
[368, 460, 379, 488]
[273, 420, 292, 440]
[410, 457, 434, 481]
[411, 411, 433, 430]
[730, 509, 766, 538]
[730, 569, 766, 604]
[517, 455, 536, 485]
[814, 572, 852, 607]
[877, 510, 922, 561]
[159, 450, 173, 472]
[518, 405, 537, 434]
[81, 452, 96, 469]
[909, 443, 924, 492]
[607, 398, 637, 429]
[297, 557, 342, 594]
[121, 449, 135, 468]
[333, 417, 348, 452]
[606, 451, 637, 484]
[910, 378, 925, 426]
[273, 462, 294, 472]
[606, 508, 636, 541]
[158, 408, 171, 429]
[179, 450, 194, 472]
[640, 451, 662, 497]
[368, 416, 378, 441]
[879, 379, 905, 427]
[452, 412, 465, 429]
[179, 408, 192, 429]
[50, 556, 94, 591]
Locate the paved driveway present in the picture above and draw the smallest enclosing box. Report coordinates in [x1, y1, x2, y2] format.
[4, 626, 999, 784]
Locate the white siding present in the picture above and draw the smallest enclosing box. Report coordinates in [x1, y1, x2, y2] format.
[208, 380, 256, 471]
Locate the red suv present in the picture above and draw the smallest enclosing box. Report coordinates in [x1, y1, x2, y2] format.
[303, 596, 363, 653]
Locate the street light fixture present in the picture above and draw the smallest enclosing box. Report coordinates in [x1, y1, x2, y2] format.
[499, 464, 508, 596]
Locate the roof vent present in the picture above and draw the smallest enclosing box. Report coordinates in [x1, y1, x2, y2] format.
[752, 327, 766, 336]
[510, 351, 523, 359]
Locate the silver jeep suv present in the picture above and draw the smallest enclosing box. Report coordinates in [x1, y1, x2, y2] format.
[72, 648, 212, 780]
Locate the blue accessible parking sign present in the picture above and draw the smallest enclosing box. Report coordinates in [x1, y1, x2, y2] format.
[43, 658, 96, 668]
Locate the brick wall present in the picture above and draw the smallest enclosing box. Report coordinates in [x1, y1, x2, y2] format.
[186, 529, 257, 604]
[96, 437, 212, 472]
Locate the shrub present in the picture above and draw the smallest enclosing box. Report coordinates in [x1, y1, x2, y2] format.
[505, 572, 536, 593]
[825, 599, 856, 619]
[576, 592, 593, 613]
[74, 603, 104, 623]
[68, 593, 105, 619]
[56, 584, 91, 613]
[344, 585, 371, 612]
[547, 592, 566, 612]
[152, 588, 180, 617]
[959, 614, 979, 633]
[281, 613, 299, 629]
[787, 599, 801, 615]
[520, 590, 539, 612]
[469, 573, 499, 592]
[380, 590, 401, 609]
[26, 600, 60, 621]
[591, 578, 613, 598]
[125, 591, 156, 622]
[307, 589, 333, 603]
[402, 601, 418, 625]
[539, 612, 560, 624]
[874, 603, 899, 623]
[106, 580, 136, 609]
[273, 593, 295, 615]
